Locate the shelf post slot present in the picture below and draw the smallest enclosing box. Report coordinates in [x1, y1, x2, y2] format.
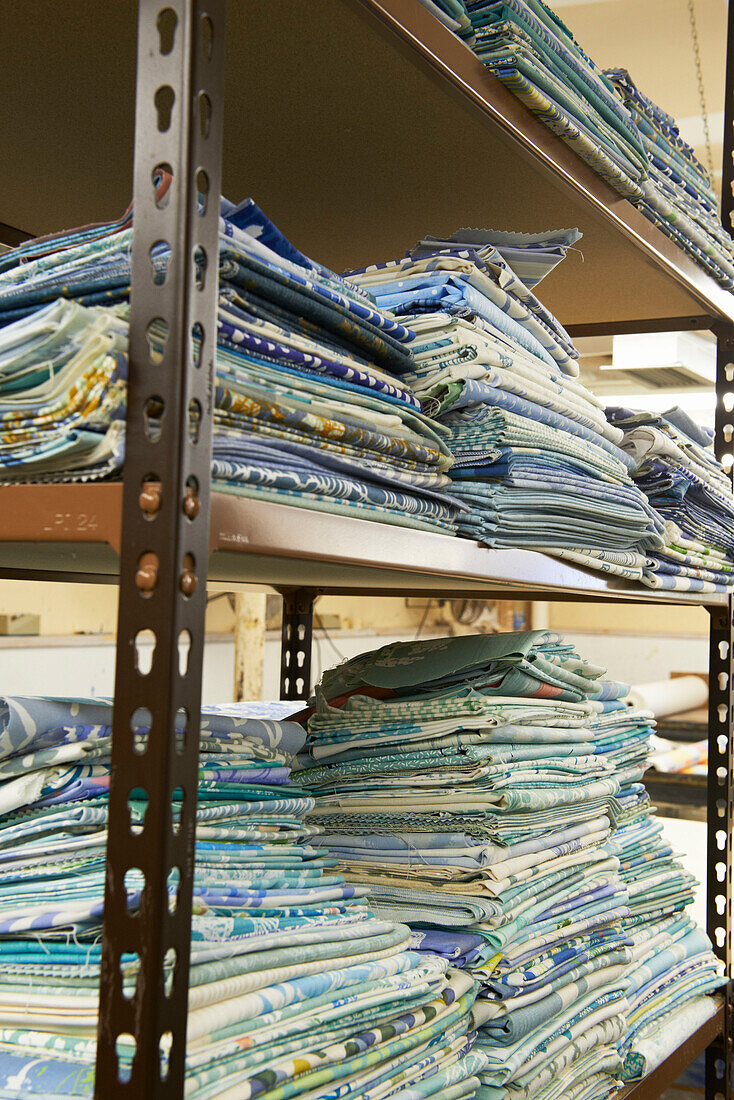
[95, 0, 225, 1096]
[280, 589, 315, 701]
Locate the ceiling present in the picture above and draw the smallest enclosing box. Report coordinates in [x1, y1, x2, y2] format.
[577, 339, 718, 428]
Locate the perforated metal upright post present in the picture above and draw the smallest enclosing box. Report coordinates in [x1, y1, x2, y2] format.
[707, 602, 733, 1099]
[706, 322, 734, 1100]
[280, 589, 316, 701]
[721, 0, 734, 231]
[95, 2, 224, 1096]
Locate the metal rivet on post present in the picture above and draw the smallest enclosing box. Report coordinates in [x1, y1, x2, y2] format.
[136, 552, 160, 594]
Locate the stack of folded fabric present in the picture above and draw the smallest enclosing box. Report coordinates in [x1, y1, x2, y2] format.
[464, 0, 649, 199]
[433, 2, 734, 288]
[0, 190, 459, 536]
[607, 405, 734, 593]
[0, 696, 487, 1099]
[346, 232, 665, 579]
[416, 0, 475, 42]
[298, 631, 725, 1096]
[606, 69, 734, 289]
[300, 632, 633, 1098]
[592, 689, 725, 1082]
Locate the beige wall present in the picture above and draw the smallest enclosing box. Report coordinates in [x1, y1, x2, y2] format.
[0, 582, 448, 638]
[0, 580, 235, 636]
[0, 579, 709, 642]
[548, 601, 710, 636]
[316, 596, 445, 634]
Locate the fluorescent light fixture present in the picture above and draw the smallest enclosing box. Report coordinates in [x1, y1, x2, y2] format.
[607, 331, 716, 384]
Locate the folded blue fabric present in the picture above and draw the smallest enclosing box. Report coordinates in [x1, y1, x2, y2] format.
[0, 186, 461, 536]
[299, 630, 724, 1098]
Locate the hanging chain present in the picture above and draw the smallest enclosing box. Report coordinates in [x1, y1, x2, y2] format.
[687, 0, 716, 181]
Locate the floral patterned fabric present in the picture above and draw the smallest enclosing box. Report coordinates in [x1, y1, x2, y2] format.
[0, 192, 460, 536]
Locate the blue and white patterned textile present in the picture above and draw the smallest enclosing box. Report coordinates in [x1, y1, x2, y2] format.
[0, 696, 488, 1098]
[604, 406, 734, 593]
[415, 0, 734, 287]
[298, 631, 725, 1098]
[346, 236, 665, 572]
[0, 187, 460, 536]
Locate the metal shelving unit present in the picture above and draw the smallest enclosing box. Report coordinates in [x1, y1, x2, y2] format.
[0, 482, 730, 603]
[644, 771, 708, 821]
[3, 0, 734, 1096]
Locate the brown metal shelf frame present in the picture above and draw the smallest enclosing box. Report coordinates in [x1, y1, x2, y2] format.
[2, 0, 732, 1096]
[95, 1, 225, 1093]
[0, 482, 732, 604]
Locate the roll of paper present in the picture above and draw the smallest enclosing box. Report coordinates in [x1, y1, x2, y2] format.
[627, 676, 708, 718]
